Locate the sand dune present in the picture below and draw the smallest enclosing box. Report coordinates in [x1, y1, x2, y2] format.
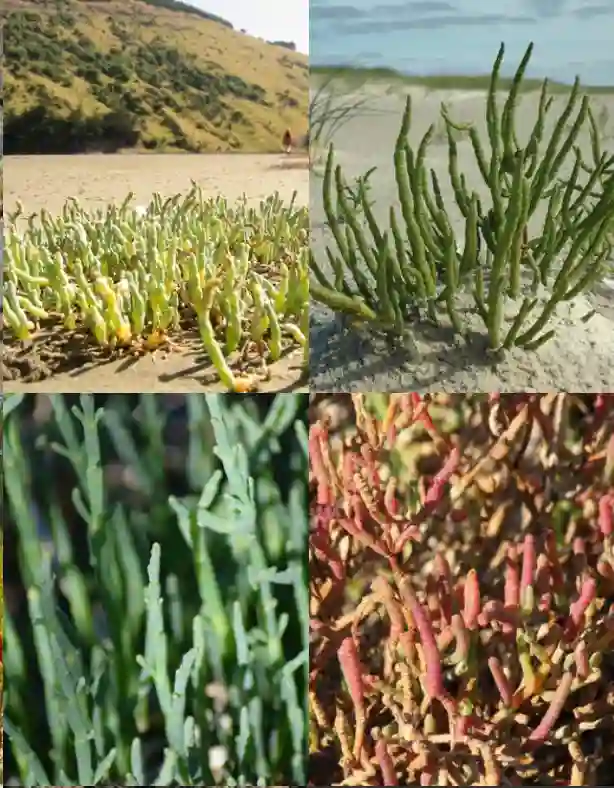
[310, 83, 614, 392]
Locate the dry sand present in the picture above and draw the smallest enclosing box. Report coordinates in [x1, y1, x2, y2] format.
[309, 82, 614, 392]
[3, 152, 309, 393]
[4, 152, 309, 217]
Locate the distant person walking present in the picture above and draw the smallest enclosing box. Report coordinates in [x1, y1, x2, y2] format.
[282, 128, 293, 154]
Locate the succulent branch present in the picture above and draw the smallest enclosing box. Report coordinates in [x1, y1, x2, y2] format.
[310, 43, 614, 353]
[309, 393, 614, 786]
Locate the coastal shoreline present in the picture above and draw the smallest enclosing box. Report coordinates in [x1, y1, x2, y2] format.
[4, 152, 309, 218]
[310, 63, 614, 94]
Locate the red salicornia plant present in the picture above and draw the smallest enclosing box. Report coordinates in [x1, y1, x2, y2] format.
[309, 393, 614, 786]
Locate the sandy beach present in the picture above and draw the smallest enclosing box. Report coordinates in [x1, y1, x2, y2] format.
[4, 152, 309, 217]
[309, 81, 614, 392]
[3, 152, 309, 393]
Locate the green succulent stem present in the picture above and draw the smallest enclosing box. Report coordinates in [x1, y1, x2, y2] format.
[310, 42, 614, 354]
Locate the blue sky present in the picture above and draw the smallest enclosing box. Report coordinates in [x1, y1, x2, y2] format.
[193, 0, 308, 53]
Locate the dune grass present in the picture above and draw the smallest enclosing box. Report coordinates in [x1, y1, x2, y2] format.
[311, 63, 614, 95]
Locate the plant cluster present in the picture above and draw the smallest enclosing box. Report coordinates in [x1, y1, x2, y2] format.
[5, 105, 141, 155]
[3, 393, 308, 786]
[309, 393, 614, 785]
[310, 43, 614, 352]
[4, 187, 308, 390]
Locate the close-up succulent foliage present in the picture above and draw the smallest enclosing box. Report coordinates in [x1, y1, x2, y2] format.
[3, 393, 308, 786]
[310, 43, 614, 353]
[309, 393, 614, 785]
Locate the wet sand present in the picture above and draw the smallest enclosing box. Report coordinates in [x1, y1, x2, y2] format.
[4, 152, 309, 216]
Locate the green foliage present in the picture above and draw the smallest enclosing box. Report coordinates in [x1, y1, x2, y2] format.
[3, 4, 304, 153]
[3, 394, 308, 786]
[4, 15, 266, 153]
[141, 0, 234, 28]
[4, 105, 139, 154]
[268, 41, 297, 52]
[310, 43, 614, 352]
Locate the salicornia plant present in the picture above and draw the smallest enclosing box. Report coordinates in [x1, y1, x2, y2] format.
[3, 393, 308, 786]
[309, 393, 614, 786]
[4, 187, 309, 390]
[310, 43, 614, 352]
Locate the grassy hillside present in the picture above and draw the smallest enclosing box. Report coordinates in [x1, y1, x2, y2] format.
[3, 0, 308, 153]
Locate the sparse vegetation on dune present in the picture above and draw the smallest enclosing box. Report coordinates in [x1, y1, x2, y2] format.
[3, 0, 308, 153]
[310, 43, 614, 354]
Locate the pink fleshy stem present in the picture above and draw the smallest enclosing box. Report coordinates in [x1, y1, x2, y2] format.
[384, 476, 399, 517]
[423, 446, 460, 505]
[520, 534, 536, 613]
[337, 506, 391, 559]
[359, 442, 380, 487]
[396, 575, 445, 699]
[417, 753, 437, 786]
[436, 622, 455, 652]
[478, 600, 520, 631]
[574, 641, 590, 679]
[309, 425, 334, 505]
[504, 544, 520, 609]
[434, 554, 453, 625]
[392, 521, 424, 554]
[396, 575, 458, 742]
[462, 569, 481, 630]
[375, 739, 398, 786]
[410, 393, 436, 435]
[340, 450, 359, 502]
[500, 543, 520, 633]
[488, 656, 513, 706]
[337, 635, 367, 761]
[528, 671, 573, 743]
[310, 531, 346, 581]
[573, 537, 586, 555]
[565, 577, 597, 640]
[598, 493, 613, 537]
[426, 575, 440, 619]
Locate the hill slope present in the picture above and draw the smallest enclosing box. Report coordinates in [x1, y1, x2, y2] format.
[3, 0, 308, 153]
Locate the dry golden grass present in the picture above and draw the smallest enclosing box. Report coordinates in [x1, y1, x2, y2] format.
[3, 0, 308, 152]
